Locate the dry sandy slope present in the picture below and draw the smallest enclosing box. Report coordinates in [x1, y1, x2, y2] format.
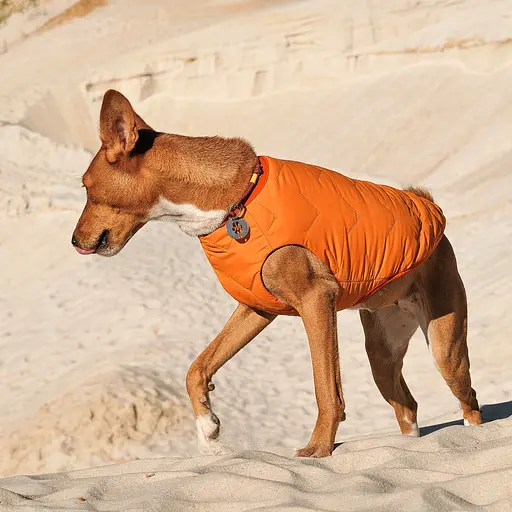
[0, 0, 512, 506]
[1, 418, 512, 511]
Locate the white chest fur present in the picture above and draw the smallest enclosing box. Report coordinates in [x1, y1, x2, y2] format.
[148, 197, 227, 236]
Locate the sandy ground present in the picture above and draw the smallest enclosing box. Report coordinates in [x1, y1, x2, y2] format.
[0, 0, 512, 509]
[1, 416, 512, 511]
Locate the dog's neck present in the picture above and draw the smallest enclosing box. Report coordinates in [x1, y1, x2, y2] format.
[145, 133, 259, 236]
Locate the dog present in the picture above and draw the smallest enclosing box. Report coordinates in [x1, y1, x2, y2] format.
[72, 89, 481, 458]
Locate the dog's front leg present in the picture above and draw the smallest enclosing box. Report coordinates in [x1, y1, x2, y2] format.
[262, 246, 345, 458]
[293, 285, 345, 457]
[186, 303, 275, 454]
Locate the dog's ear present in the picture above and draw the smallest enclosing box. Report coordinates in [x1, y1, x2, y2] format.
[99, 89, 139, 163]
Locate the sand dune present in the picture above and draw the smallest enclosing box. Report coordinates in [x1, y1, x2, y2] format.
[1, 0, 512, 509]
[0, 366, 195, 476]
[1, 417, 512, 510]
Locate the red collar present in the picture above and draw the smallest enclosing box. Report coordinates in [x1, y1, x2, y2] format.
[222, 156, 267, 225]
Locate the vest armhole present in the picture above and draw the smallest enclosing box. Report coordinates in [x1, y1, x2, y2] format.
[259, 244, 314, 313]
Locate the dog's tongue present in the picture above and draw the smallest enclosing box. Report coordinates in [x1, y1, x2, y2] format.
[74, 246, 96, 255]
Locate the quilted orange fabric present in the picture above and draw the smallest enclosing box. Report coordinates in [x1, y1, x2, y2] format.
[200, 156, 446, 316]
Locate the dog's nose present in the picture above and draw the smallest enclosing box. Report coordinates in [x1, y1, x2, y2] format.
[72, 233, 96, 255]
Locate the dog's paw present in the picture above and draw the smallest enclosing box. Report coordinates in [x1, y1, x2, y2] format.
[402, 417, 420, 437]
[196, 412, 230, 455]
[463, 410, 482, 426]
[294, 443, 333, 458]
[404, 424, 420, 437]
[197, 411, 220, 440]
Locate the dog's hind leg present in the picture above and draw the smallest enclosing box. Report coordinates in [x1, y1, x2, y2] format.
[360, 305, 420, 436]
[415, 236, 482, 426]
[186, 303, 275, 454]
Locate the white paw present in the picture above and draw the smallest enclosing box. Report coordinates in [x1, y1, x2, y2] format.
[463, 419, 470, 426]
[196, 412, 230, 455]
[403, 416, 420, 437]
[404, 423, 420, 437]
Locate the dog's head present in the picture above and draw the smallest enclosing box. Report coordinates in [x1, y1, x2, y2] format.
[72, 90, 159, 256]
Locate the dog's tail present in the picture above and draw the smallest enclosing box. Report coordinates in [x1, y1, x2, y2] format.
[404, 186, 436, 204]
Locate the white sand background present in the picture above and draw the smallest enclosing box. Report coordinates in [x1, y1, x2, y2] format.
[0, 0, 512, 509]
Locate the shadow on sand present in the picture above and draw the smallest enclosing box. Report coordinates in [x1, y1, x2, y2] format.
[332, 401, 512, 451]
[420, 400, 512, 436]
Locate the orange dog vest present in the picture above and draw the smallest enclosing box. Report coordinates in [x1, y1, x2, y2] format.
[200, 156, 445, 316]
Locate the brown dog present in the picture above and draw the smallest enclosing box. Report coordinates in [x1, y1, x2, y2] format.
[72, 90, 481, 458]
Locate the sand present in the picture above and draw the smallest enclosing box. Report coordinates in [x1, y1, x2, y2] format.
[1, 417, 512, 511]
[0, 0, 511, 510]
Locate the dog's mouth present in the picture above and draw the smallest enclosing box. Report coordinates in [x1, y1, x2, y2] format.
[72, 229, 109, 255]
[72, 223, 145, 256]
[75, 246, 96, 255]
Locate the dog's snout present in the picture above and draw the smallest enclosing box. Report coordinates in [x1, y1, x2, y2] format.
[72, 230, 109, 255]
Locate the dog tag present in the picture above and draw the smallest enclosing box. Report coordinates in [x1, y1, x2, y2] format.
[226, 217, 249, 240]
